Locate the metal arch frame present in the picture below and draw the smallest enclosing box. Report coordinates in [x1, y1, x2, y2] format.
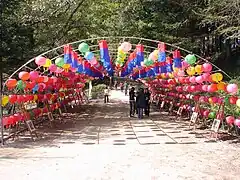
[0, 36, 233, 145]
[3, 36, 231, 84]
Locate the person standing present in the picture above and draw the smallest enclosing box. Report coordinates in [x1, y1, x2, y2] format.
[104, 86, 110, 103]
[114, 80, 118, 90]
[124, 81, 129, 96]
[144, 88, 151, 116]
[120, 82, 123, 92]
[136, 88, 146, 119]
[129, 87, 136, 117]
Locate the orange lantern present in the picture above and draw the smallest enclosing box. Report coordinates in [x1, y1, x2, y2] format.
[18, 71, 30, 81]
[217, 82, 226, 91]
[6, 79, 17, 89]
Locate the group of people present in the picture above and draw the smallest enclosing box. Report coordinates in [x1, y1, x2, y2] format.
[129, 87, 151, 119]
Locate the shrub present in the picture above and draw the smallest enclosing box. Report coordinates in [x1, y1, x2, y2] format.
[91, 84, 107, 99]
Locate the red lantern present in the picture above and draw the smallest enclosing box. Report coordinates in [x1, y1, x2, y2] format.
[16, 95, 24, 104]
[9, 95, 17, 104]
[229, 96, 238, 104]
[207, 84, 218, 92]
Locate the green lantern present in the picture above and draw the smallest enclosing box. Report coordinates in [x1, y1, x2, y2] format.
[55, 57, 64, 67]
[208, 112, 216, 119]
[17, 80, 26, 90]
[185, 54, 196, 65]
[78, 42, 90, 53]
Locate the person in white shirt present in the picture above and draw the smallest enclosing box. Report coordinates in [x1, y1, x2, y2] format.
[104, 86, 110, 103]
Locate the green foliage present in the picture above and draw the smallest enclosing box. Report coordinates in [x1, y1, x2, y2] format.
[2, 0, 240, 75]
[91, 84, 107, 99]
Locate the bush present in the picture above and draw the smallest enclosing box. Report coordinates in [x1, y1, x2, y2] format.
[91, 84, 107, 99]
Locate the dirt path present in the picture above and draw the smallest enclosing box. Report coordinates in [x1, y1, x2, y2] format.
[0, 90, 239, 179]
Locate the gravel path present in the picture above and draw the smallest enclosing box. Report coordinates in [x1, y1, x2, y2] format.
[0, 90, 239, 180]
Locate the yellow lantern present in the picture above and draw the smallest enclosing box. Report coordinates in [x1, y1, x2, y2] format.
[168, 73, 174, 78]
[153, 49, 158, 57]
[186, 67, 195, 76]
[211, 73, 223, 83]
[62, 64, 70, 69]
[173, 68, 179, 73]
[1, 95, 9, 107]
[236, 99, 240, 107]
[33, 94, 38, 101]
[43, 59, 52, 68]
[195, 65, 203, 74]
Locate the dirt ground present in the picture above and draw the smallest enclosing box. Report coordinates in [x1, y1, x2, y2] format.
[0, 90, 239, 180]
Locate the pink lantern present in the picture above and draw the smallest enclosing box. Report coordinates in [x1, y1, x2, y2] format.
[226, 116, 235, 125]
[181, 60, 189, 69]
[234, 119, 240, 126]
[35, 56, 47, 66]
[190, 85, 196, 92]
[56, 67, 64, 74]
[203, 110, 210, 117]
[90, 57, 98, 65]
[202, 73, 210, 81]
[49, 64, 57, 72]
[226, 84, 238, 95]
[211, 97, 218, 104]
[149, 52, 158, 61]
[189, 76, 196, 83]
[177, 70, 185, 77]
[202, 85, 208, 92]
[202, 63, 212, 72]
[29, 71, 39, 81]
[195, 76, 203, 84]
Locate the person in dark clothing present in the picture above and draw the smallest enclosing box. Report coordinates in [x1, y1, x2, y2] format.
[144, 88, 151, 116]
[129, 87, 136, 117]
[136, 88, 146, 119]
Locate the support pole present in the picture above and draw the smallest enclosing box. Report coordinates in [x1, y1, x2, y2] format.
[88, 80, 92, 100]
[0, 69, 4, 145]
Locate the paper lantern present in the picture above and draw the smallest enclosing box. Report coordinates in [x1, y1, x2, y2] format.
[185, 54, 196, 65]
[78, 42, 90, 53]
[226, 116, 235, 125]
[29, 71, 39, 81]
[195, 65, 203, 74]
[120, 42, 132, 52]
[211, 73, 223, 83]
[226, 84, 238, 95]
[2, 95, 9, 107]
[55, 57, 64, 67]
[234, 119, 240, 126]
[195, 76, 203, 84]
[16, 95, 24, 104]
[6, 79, 17, 89]
[49, 64, 57, 72]
[208, 112, 216, 119]
[202, 73, 210, 81]
[19, 71, 30, 81]
[35, 56, 46, 66]
[62, 64, 71, 69]
[9, 95, 17, 104]
[186, 67, 195, 76]
[207, 84, 218, 92]
[229, 96, 238, 104]
[202, 63, 212, 72]
[43, 59, 52, 68]
[189, 77, 196, 83]
[203, 110, 210, 117]
[236, 99, 240, 107]
[217, 82, 226, 91]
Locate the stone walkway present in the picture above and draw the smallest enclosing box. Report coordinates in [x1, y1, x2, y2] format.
[0, 90, 239, 179]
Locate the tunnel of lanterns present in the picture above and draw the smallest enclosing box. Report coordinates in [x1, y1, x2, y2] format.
[1, 37, 240, 143]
